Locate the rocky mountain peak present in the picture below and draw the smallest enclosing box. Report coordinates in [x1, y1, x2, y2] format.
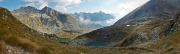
[41, 6, 52, 12]
[39, 6, 63, 17]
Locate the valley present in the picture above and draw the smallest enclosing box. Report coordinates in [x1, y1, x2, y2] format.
[1, 0, 180, 54]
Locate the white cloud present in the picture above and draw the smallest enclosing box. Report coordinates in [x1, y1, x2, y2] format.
[79, 17, 92, 25]
[25, 2, 36, 7]
[22, 0, 82, 10]
[54, 0, 82, 11]
[79, 17, 109, 26]
[105, 0, 149, 25]
[39, 2, 48, 9]
[0, 0, 3, 2]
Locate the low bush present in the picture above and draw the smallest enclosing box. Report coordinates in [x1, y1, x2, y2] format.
[37, 47, 51, 54]
[0, 42, 3, 54]
[5, 36, 38, 52]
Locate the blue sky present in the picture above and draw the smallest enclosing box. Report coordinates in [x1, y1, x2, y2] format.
[0, 0, 149, 26]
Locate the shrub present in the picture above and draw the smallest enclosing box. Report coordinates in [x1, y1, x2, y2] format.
[0, 42, 3, 54]
[21, 42, 37, 52]
[37, 47, 51, 54]
[5, 36, 22, 46]
[0, 30, 7, 41]
[5, 36, 38, 52]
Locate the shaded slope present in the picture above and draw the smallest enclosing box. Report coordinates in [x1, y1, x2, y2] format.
[70, 16, 170, 46]
[114, 0, 180, 25]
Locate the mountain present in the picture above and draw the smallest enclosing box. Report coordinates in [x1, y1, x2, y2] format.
[0, 6, 159, 54]
[70, 10, 180, 54]
[138, 12, 180, 52]
[12, 6, 103, 38]
[0, 6, 68, 54]
[72, 11, 114, 26]
[114, 0, 180, 25]
[69, 0, 180, 47]
[72, 11, 114, 21]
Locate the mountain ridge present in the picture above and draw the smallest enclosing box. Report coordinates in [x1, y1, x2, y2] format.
[114, 0, 180, 25]
[12, 6, 103, 38]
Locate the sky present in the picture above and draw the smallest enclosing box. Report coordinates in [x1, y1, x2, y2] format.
[0, 0, 149, 26]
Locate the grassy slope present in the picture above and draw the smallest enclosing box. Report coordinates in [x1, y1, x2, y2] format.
[136, 31, 180, 54]
[113, 17, 171, 46]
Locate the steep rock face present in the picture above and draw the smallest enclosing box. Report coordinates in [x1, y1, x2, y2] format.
[12, 6, 102, 38]
[165, 12, 180, 35]
[114, 0, 180, 25]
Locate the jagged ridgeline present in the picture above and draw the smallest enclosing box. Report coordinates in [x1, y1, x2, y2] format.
[12, 6, 103, 38]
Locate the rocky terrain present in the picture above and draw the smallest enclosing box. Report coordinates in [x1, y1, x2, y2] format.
[12, 6, 103, 38]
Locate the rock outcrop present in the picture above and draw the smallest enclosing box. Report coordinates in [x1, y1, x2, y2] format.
[165, 12, 180, 35]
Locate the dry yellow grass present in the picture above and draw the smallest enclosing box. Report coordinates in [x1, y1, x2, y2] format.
[0, 41, 3, 54]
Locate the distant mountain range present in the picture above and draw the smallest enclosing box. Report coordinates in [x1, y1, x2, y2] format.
[72, 11, 114, 22]
[71, 11, 114, 26]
